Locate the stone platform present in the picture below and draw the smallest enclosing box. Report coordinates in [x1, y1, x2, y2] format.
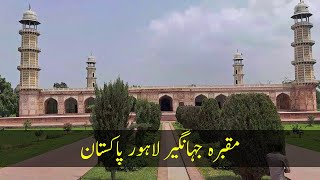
[0, 111, 319, 128]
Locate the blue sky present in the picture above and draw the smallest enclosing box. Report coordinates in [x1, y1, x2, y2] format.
[1, 0, 320, 88]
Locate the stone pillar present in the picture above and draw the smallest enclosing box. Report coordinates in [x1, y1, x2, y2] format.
[78, 95, 84, 114]
[291, 84, 317, 111]
[19, 90, 40, 116]
[58, 96, 64, 114]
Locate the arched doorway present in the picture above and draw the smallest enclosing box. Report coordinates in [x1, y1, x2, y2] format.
[65, 97, 78, 113]
[276, 93, 290, 110]
[84, 97, 95, 113]
[216, 94, 227, 109]
[159, 95, 173, 111]
[195, 94, 207, 106]
[45, 98, 58, 114]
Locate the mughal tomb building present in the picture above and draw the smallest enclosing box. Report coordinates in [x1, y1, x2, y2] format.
[17, 1, 319, 119]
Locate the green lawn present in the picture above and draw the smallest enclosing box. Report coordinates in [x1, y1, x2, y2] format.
[282, 123, 320, 130]
[172, 122, 185, 130]
[0, 127, 92, 167]
[198, 167, 270, 180]
[283, 123, 320, 152]
[82, 167, 157, 180]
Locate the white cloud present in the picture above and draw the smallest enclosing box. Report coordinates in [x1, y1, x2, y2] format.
[142, 0, 320, 85]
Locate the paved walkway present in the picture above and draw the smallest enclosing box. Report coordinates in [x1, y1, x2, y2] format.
[0, 137, 96, 180]
[157, 122, 204, 180]
[285, 144, 320, 179]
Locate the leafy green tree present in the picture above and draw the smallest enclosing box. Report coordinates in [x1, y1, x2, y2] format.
[0, 75, 18, 117]
[175, 106, 183, 125]
[135, 99, 151, 129]
[198, 98, 220, 130]
[35, 130, 44, 141]
[63, 123, 72, 133]
[149, 102, 161, 130]
[180, 106, 201, 129]
[219, 93, 284, 180]
[23, 119, 32, 131]
[90, 77, 131, 180]
[307, 115, 315, 126]
[53, 82, 68, 88]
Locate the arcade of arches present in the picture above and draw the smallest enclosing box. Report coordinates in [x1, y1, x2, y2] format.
[44, 97, 95, 115]
[41, 92, 307, 114]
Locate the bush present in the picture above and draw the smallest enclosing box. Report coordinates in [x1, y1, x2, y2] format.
[175, 106, 183, 124]
[149, 102, 161, 130]
[135, 99, 151, 129]
[34, 130, 44, 141]
[308, 115, 315, 126]
[23, 119, 32, 131]
[198, 98, 220, 130]
[134, 100, 161, 131]
[177, 106, 201, 129]
[219, 93, 284, 180]
[63, 123, 72, 133]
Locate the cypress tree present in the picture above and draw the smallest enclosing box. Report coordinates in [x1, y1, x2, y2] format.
[90, 77, 131, 180]
[198, 98, 220, 130]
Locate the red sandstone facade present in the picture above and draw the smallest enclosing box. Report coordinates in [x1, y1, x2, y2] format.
[18, 83, 317, 117]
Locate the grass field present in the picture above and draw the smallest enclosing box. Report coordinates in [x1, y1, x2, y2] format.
[283, 123, 320, 152]
[82, 167, 157, 180]
[0, 127, 92, 167]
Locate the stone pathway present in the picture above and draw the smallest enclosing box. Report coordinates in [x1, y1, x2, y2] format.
[0, 137, 96, 180]
[285, 144, 320, 179]
[157, 122, 204, 180]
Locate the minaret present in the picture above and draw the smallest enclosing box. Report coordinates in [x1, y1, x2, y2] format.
[86, 53, 97, 88]
[17, 5, 41, 89]
[233, 50, 244, 85]
[291, 0, 317, 84]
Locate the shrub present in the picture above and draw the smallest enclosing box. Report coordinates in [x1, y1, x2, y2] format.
[63, 123, 72, 133]
[197, 98, 221, 143]
[23, 119, 32, 131]
[34, 130, 44, 141]
[219, 93, 284, 180]
[149, 102, 161, 130]
[135, 99, 151, 129]
[134, 100, 161, 131]
[175, 106, 183, 124]
[308, 115, 315, 126]
[198, 98, 220, 130]
[181, 106, 201, 129]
